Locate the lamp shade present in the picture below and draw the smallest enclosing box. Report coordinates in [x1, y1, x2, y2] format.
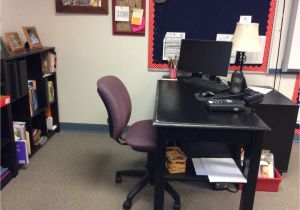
[232, 23, 261, 52]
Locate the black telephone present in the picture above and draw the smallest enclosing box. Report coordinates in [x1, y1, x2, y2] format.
[229, 70, 247, 94]
[243, 88, 264, 105]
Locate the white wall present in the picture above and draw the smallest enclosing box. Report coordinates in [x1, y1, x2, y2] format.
[1, 0, 297, 125]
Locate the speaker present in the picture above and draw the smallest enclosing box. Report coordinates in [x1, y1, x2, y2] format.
[230, 70, 247, 94]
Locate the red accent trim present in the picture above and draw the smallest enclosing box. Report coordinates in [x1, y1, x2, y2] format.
[292, 75, 300, 102]
[148, 0, 277, 72]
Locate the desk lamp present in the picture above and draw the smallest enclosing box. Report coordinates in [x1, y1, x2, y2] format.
[230, 23, 261, 93]
[232, 22, 261, 71]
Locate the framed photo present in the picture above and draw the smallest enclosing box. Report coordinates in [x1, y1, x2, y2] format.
[5, 32, 24, 52]
[112, 0, 145, 36]
[56, 0, 108, 14]
[22, 27, 43, 49]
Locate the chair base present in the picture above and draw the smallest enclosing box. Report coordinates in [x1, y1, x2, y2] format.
[117, 170, 181, 210]
[116, 170, 146, 183]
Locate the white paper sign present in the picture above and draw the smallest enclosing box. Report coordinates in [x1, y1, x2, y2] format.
[239, 16, 252, 23]
[162, 32, 185, 60]
[115, 6, 129, 22]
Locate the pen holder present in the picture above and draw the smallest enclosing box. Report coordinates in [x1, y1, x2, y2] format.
[169, 68, 177, 79]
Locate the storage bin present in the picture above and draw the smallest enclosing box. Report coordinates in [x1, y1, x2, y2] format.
[239, 167, 282, 192]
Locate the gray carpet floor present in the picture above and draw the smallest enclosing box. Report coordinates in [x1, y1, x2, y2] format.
[1, 131, 299, 210]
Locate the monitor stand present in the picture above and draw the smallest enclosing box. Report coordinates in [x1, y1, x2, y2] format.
[191, 73, 220, 83]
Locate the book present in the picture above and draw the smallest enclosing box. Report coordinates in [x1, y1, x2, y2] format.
[13, 121, 31, 155]
[28, 80, 38, 115]
[50, 52, 57, 73]
[0, 170, 11, 181]
[13, 121, 26, 140]
[1, 167, 9, 175]
[15, 140, 29, 165]
[25, 131, 31, 155]
[47, 81, 55, 103]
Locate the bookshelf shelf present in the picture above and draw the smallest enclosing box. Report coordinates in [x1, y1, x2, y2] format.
[1, 47, 59, 189]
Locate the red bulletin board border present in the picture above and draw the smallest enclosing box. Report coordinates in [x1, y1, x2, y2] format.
[292, 74, 299, 102]
[293, 75, 299, 137]
[148, 0, 277, 72]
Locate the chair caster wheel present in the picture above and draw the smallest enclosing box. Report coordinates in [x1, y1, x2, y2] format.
[173, 202, 181, 210]
[123, 199, 132, 210]
[115, 175, 122, 183]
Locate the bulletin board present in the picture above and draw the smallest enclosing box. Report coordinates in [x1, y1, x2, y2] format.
[112, 0, 146, 36]
[148, 0, 277, 72]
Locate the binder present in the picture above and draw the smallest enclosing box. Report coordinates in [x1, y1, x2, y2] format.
[6, 61, 20, 100]
[17, 59, 28, 97]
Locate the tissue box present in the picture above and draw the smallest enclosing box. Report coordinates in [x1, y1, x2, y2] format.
[239, 167, 282, 192]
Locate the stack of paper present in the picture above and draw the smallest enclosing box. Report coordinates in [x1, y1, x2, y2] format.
[192, 158, 247, 183]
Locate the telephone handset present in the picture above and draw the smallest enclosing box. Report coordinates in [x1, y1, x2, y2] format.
[230, 70, 247, 94]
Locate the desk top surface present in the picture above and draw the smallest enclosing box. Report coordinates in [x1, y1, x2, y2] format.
[153, 80, 270, 131]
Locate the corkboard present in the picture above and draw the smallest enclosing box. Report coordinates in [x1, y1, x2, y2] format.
[112, 0, 145, 36]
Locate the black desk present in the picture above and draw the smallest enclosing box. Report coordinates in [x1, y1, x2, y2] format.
[153, 80, 270, 210]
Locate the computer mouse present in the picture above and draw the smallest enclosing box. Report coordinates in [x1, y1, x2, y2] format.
[201, 91, 215, 97]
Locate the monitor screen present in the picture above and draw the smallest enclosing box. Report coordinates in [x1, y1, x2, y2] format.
[177, 39, 232, 77]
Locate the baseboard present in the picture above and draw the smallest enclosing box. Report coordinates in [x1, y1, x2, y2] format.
[60, 123, 109, 133]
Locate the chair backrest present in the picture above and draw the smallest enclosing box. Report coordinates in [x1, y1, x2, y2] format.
[97, 76, 132, 140]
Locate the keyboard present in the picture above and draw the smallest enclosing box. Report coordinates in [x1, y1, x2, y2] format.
[206, 99, 247, 112]
[183, 77, 230, 93]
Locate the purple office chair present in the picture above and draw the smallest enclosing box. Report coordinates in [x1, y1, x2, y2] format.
[97, 76, 180, 210]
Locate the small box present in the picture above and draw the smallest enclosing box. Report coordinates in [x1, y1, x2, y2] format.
[239, 167, 282, 192]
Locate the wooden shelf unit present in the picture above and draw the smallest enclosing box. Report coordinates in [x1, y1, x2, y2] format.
[1, 47, 60, 189]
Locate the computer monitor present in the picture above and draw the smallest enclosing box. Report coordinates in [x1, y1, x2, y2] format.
[177, 39, 232, 78]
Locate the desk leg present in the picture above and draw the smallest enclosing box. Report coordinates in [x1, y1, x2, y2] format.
[154, 129, 166, 210]
[240, 131, 264, 210]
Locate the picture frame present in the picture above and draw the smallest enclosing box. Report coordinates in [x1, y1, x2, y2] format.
[112, 0, 145, 36]
[56, 0, 108, 14]
[22, 26, 43, 49]
[5, 32, 24, 52]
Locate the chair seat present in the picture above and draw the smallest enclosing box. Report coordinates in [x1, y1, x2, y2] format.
[126, 120, 156, 153]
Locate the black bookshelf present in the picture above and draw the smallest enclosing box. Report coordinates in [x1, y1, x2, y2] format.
[1, 47, 60, 189]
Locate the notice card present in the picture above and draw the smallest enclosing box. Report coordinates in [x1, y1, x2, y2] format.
[115, 6, 130, 22]
[162, 32, 185, 60]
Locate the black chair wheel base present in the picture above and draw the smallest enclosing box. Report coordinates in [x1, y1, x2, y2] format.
[173, 201, 181, 210]
[123, 199, 132, 210]
[115, 175, 122, 183]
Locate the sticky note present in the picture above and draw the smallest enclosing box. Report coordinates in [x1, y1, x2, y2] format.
[132, 17, 145, 32]
[131, 8, 144, 25]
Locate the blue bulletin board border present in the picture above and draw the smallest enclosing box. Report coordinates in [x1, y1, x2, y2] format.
[148, 0, 277, 72]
